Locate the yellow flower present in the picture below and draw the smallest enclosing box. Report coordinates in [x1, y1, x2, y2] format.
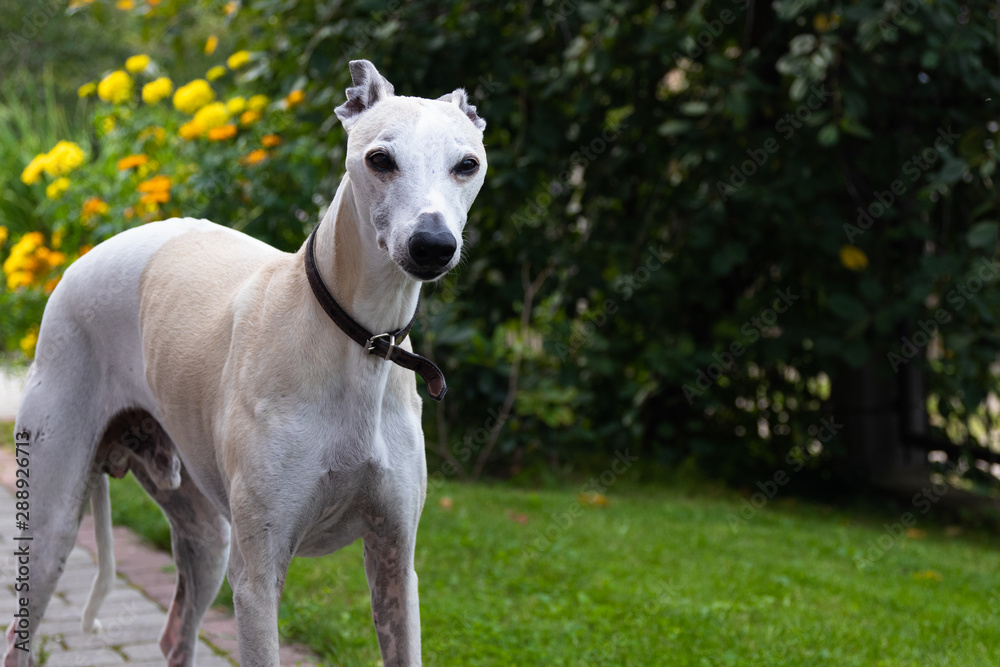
[7, 271, 32, 290]
[125, 54, 150, 73]
[45, 177, 71, 200]
[2, 233, 64, 291]
[97, 70, 133, 104]
[19, 327, 38, 358]
[116, 0, 135, 9]
[261, 134, 281, 147]
[101, 117, 116, 135]
[179, 121, 203, 140]
[137, 174, 172, 194]
[78, 82, 97, 98]
[240, 149, 268, 166]
[51, 229, 65, 248]
[43, 141, 86, 177]
[117, 154, 150, 170]
[913, 570, 943, 581]
[173, 79, 215, 114]
[285, 89, 305, 108]
[139, 125, 167, 145]
[14, 231, 43, 251]
[239, 110, 261, 126]
[205, 35, 219, 55]
[226, 96, 246, 114]
[20, 153, 50, 185]
[839, 245, 868, 271]
[227, 50, 251, 70]
[247, 94, 269, 111]
[142, 77, 173, 105]
[578, 492, 609, 507]
[224, 1, 238, 16]
[81, 197, 109, 223]
[136, 200, 160, 217]
[35, 247, 66, 269]
[193, 102, 229, 131]
[206, 66, 227, 82]
[208, 124, 238, 141]
[0, 227, 7, 246]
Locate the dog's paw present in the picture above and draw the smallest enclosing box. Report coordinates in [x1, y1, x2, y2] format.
[81, 618, 102, 634]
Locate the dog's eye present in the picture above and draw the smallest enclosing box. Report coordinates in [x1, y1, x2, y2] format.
[453, 157, 479, 175]
[366, 151, 396, 173]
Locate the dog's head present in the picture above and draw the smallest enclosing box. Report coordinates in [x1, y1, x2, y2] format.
[335, 60, 487, 282]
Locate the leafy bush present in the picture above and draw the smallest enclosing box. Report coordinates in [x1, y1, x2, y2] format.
[3, 0, 999, 487]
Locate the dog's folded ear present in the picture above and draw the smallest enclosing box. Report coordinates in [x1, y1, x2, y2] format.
[437, 88, 486, 132]
[335, 60, 395, 131]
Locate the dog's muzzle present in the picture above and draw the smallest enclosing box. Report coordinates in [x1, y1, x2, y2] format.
[407, 212, 457, 275]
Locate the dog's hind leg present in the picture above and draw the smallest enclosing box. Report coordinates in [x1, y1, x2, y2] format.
[2, 353, 106, 666]
[129, 459, 230, 667]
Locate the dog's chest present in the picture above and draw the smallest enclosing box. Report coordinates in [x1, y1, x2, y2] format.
[294, 463, 412, 557]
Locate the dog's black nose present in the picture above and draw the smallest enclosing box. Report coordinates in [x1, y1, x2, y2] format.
[408, 213, 457, 270]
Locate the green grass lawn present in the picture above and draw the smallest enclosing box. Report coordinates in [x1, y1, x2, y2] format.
[2, 424, 999, 666]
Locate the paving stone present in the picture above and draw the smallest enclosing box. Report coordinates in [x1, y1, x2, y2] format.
[42, 646, 124, 666]
[120, 640, 167, 660]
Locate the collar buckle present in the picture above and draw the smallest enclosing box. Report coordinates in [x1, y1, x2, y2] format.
[365, 333, 396, 359]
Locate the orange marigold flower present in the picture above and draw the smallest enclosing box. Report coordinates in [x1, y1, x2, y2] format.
[139, 190, 170, 205]
[240, 149, 268, 166]
[79, 244, 93, 256]
[261, 134, 281, 147]
[207, 124, 238, 141]
[239, 110, 261, 126]
[44, 276, 61, 294]
[117, 153, 150, 170]
[285, 89, 305, 107]
[179, 121, 203, 140]
[81, 197, 109, 222]
[137, 175, 172, 193]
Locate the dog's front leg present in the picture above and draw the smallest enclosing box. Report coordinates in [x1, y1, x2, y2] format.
[227, 501, 293, 667]
[364, 531, 422, 666]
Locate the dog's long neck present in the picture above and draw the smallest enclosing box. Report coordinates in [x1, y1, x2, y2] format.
[311, 175, 420, 336]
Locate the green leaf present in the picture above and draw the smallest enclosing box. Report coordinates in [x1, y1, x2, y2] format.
[817, 123, 839, 147]
[657, 120, 692, 136]
[679, 101, 709, 116]
[827, 293, 867, 322]
[966, 221, 997, 248]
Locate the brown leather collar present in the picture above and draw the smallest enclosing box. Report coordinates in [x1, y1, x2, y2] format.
[304, 226, 447, 401]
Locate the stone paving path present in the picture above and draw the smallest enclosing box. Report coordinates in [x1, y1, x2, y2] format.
[0, 369, 319, 666]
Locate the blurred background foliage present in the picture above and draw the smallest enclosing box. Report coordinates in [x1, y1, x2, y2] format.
[2, 0, 1000, 494]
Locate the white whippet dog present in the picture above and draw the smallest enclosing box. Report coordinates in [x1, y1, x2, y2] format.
[2, 60, 487, 666]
